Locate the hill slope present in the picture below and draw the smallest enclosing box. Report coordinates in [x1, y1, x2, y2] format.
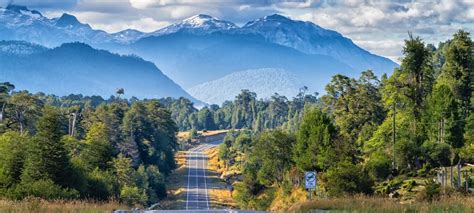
[187, 68, 305, 105]
[0, 41, 200, 102]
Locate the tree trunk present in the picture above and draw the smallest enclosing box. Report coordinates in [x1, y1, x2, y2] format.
[0, 103, 5, 122]
[71, 113, 77, 136]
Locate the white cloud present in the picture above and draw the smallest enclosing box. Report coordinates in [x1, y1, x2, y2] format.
[17, 0, 474, 59]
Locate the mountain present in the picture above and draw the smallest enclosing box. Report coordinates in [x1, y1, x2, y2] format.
[240, 14, 396, 73]
[0, 41, 200, 103]
[150, 14, 238, 36]
[187, 68, 305, 105]
[0, 5, 132, 46]
[0, 5, 399, 103]
[123, 32, 353, 90]
[112, 14, 396, 92]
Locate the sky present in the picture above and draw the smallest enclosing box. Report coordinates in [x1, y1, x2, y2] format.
[2, 0, 474, 62]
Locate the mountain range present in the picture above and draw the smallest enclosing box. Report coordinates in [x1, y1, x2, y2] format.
[0, 5, 399, 104]
[0, 41, 199, 103]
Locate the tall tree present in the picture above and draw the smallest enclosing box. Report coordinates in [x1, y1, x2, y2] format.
[323, 71, 384, 157]
[21, 107, 73, 188]
[251, 130, 295, 185]
[439, 30, 473, 117]
[8, 92, 43, 135]
[80, 122, 113, 170]
[294, 107, 337, 171]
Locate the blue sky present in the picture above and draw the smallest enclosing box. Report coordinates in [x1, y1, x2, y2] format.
[2, 0, 473, 62]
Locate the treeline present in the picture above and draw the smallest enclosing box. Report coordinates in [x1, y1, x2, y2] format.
[218, 31, 474, 210]
[163, 89, 319, 132]
[0, 89, 177, 206]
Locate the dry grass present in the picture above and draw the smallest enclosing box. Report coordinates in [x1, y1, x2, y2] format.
[289, 195, 474, 213]
[269, 187, 308, 211]
[0, 198, 125, 213]
[177, 129, 230, 141]
[206, 147, 237, 209]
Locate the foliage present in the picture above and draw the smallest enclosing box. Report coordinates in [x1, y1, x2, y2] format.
[294, 107, 337, 172]
[0, 91, 173, 204]
[323, 161, 374, 196]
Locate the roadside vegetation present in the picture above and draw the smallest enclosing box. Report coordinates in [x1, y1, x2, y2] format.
[214, 30, 474, 211]
[0, 89, 176, 208]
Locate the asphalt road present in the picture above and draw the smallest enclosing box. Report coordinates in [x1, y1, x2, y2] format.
[115, 136, 267, 212]
[185, 139, 223, 210]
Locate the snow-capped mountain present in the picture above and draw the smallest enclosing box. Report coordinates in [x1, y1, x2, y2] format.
[187, 68, 305, 105]
[151, 14, 237, 36]
[0, 5, 132, 46]
[240, 14, 395, 73]
[111, 29, 146, 43]
[0, 5, 399, 103]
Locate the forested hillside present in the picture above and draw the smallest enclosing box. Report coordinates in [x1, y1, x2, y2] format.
[0, 41, 199, 103]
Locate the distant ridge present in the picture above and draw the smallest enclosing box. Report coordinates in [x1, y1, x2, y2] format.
[0, 41, 201, 103]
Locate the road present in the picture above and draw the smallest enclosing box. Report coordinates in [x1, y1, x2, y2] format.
[115, 137, 265, 213]
[185, 139, 224, 210]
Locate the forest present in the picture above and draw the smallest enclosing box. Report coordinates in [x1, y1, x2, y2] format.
[0, 90, 176, 206]
[0, 30, 473, 210]
[215, 31, 474, 210]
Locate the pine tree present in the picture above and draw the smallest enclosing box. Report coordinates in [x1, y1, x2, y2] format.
[439, 30, 473, 118]
[21, 107, 73, 188]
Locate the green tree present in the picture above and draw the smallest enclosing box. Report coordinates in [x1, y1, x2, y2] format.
[21, 107, 73, 188]
[323, 71, 384, 159]
[251, 130, 294, 185]
[294, 107, 337, 172]
[80, 122, 113, 170]
[324, 161, 373, 196]
[424, 85, 463, 148]
[8, 92, 43, 135]
[439, 30, 473, 117]
[113, 154, 136, 189]
[0, 132, 28, 187]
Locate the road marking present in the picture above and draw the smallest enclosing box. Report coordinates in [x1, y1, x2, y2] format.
[183, 140, 223, 210]
[185, 151, 191, 210]
[204, 153, 210, 209]
[195, 151, 199, 209]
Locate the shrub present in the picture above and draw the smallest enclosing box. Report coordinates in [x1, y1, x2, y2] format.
[366, 151, 391, 180]
[324, 161, 374, 196]
[417, 180, 441, 202]
[120, 186, 147, 207]
[11, 179, 79, 200]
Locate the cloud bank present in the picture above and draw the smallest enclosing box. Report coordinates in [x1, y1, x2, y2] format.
[4, 0, 473, 61]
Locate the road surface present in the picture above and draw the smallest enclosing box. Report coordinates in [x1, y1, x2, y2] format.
[185, 140, 222, 210]
[115, 135, 266, 212]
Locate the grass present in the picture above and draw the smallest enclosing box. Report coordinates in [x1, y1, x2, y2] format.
[206, 147, 237, 209]
[0, 198, 125, 213]
[289, 195, 474, 212]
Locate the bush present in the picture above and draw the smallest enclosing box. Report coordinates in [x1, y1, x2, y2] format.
[86, 168, 118, 200]
[366, 151, 391, 180]
[324, 161, 374, 196]
[10, 179, 79, 200]
[417, 180, 441, 202]
[120, 186, 147, 207]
